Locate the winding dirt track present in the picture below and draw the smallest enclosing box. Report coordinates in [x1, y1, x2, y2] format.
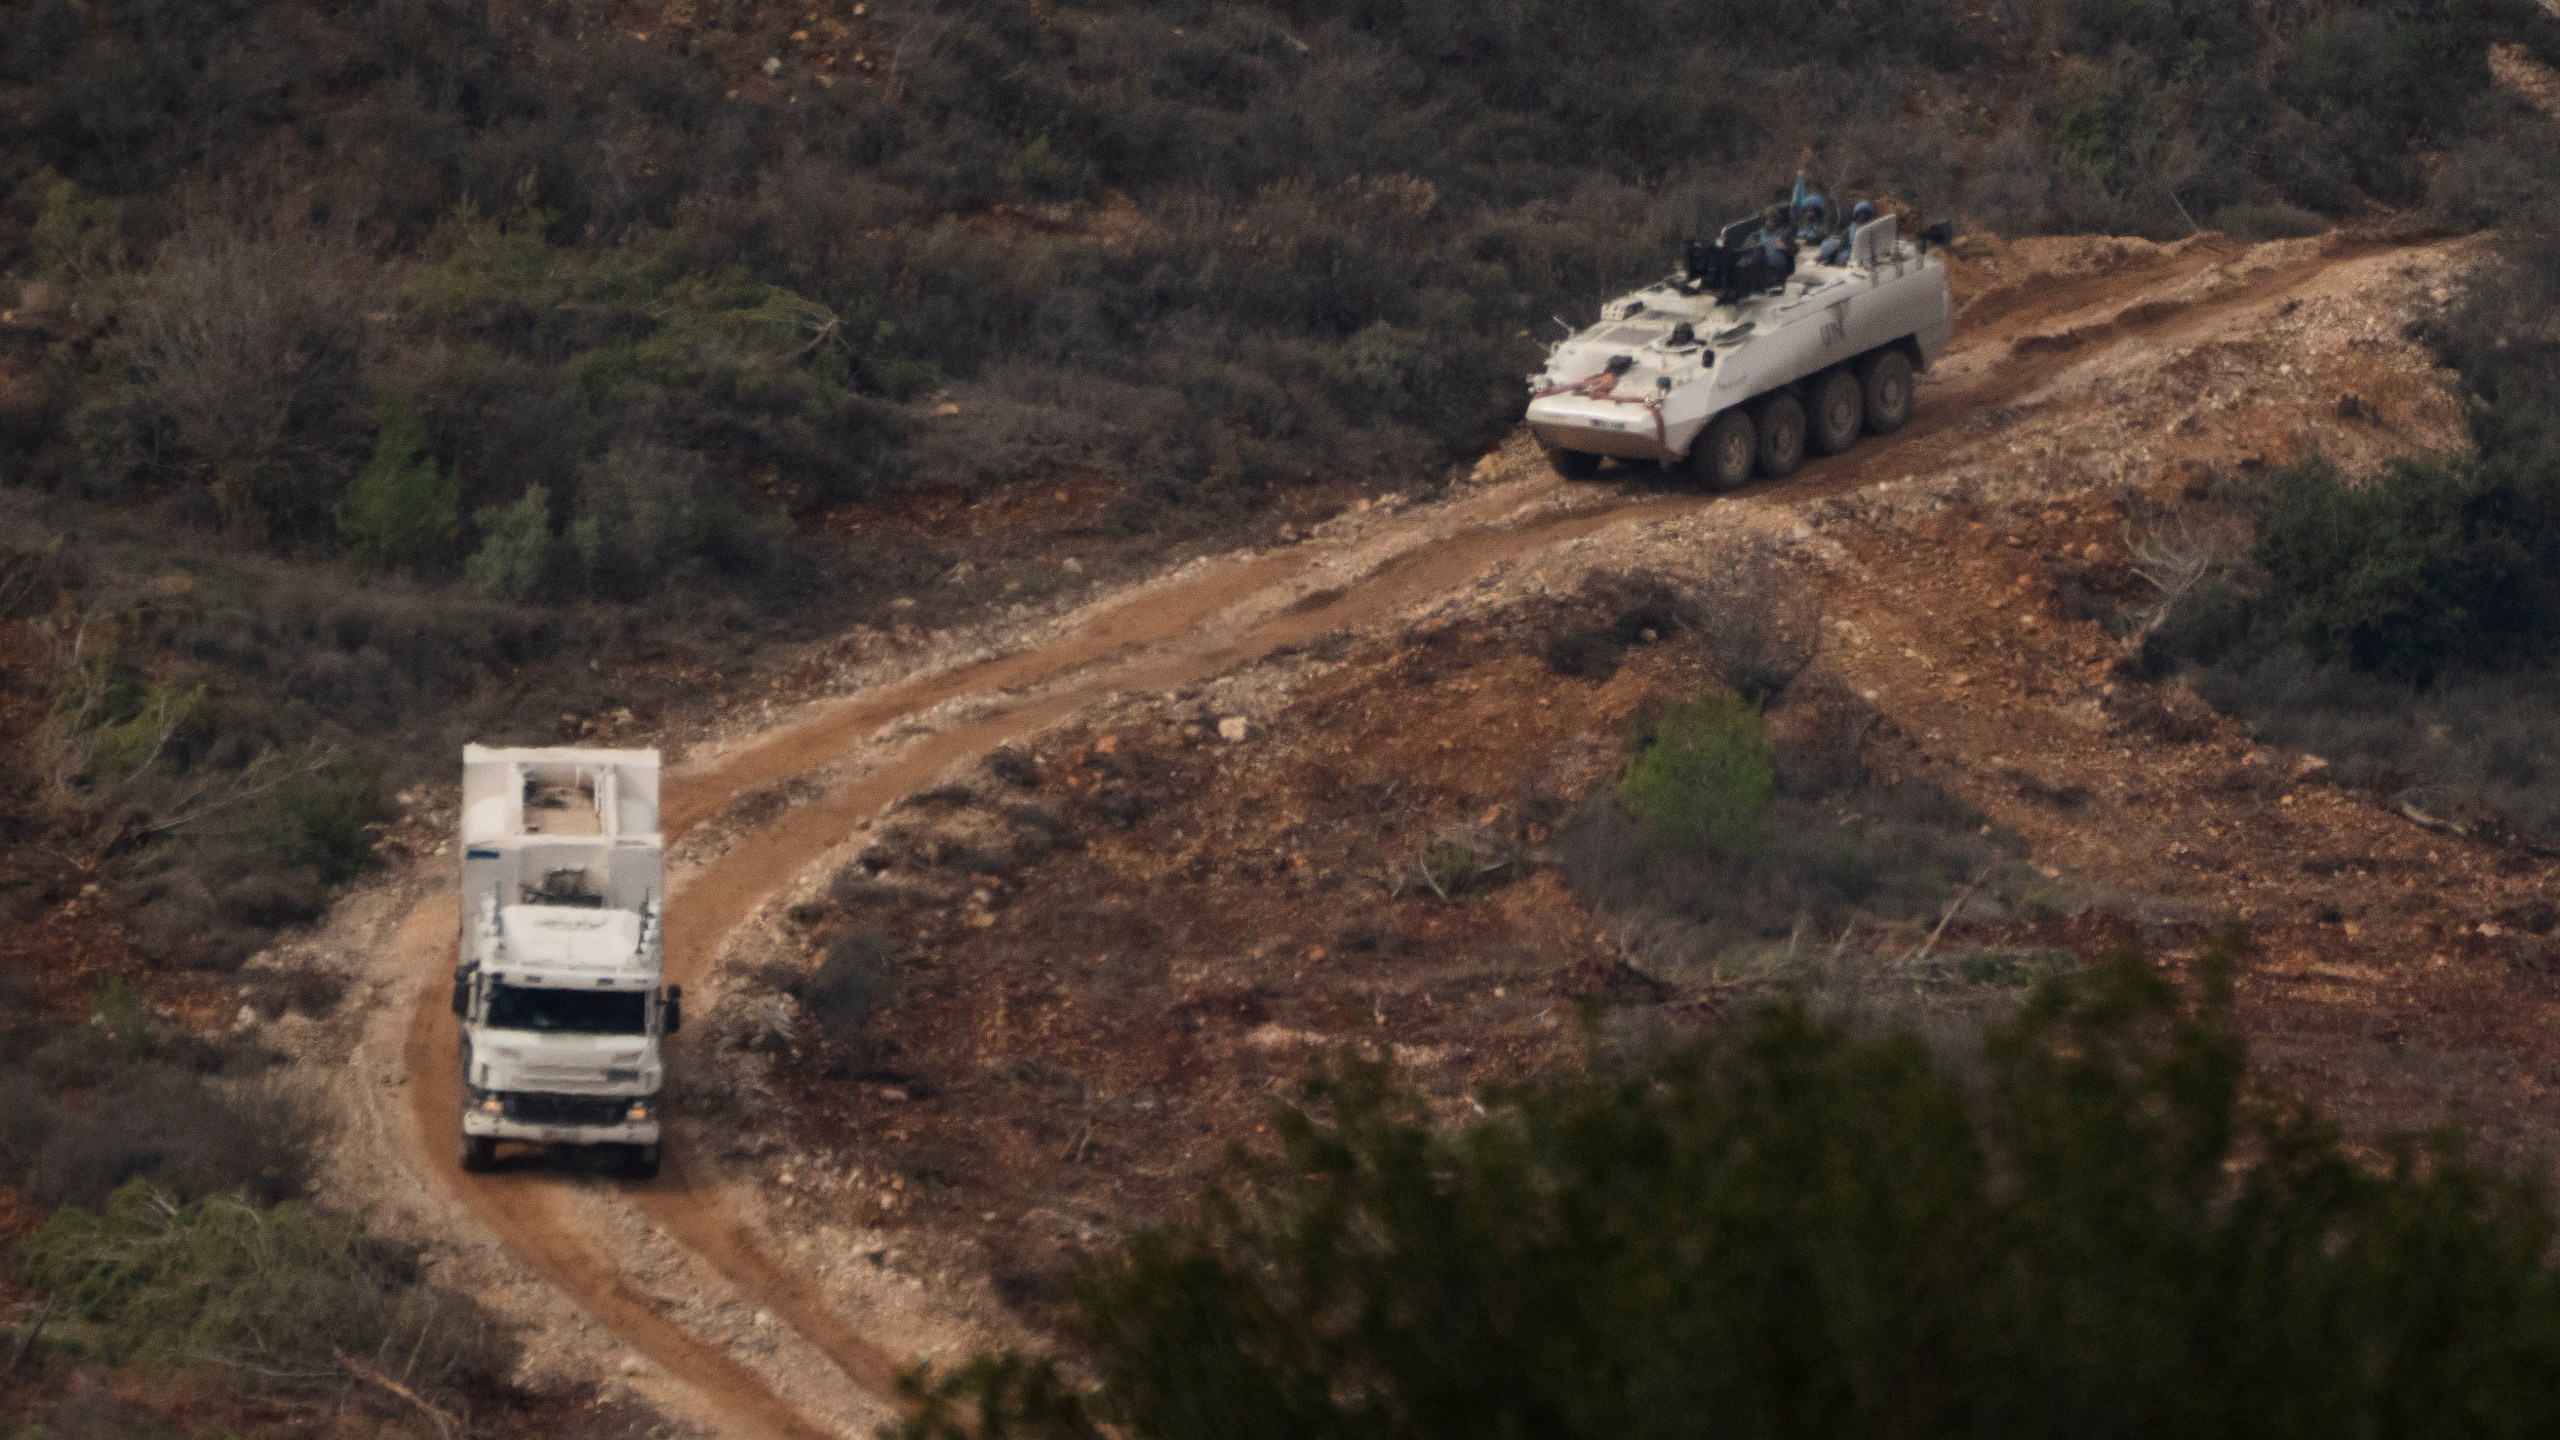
[383, 231, 2412, 1436]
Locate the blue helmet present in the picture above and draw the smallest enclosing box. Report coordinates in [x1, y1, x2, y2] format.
[1852, 200, 1876, 222]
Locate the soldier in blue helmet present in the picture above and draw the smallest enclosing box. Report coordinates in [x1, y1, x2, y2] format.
[1759, 203, 1797, 281]
[1818, 200, 1877, 266]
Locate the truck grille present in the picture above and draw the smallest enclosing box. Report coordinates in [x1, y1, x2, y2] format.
[502, 1091, 630, 1126]
[519, 1064, 627, 1089]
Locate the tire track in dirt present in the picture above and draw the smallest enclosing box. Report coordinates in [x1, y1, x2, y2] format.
[1784, 234, 2421, 506]
[387, 229, 2417, 1437]
[394, 900, 844, 1440]
[394, 482, 1667, 1436]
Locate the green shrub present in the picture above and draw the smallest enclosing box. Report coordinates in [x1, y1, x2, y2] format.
[0, 1059, 315, 1210]
[1002, 134, 1068, 192]
[893, 948, 2560, 1440]
[1618, 691, 1776, 858]
[465, 484, 557, 600]
[2153, 238, 2560, 846]
[48, 643, 209, 785]
[2254, 457, 2557, 681]
[2052, 73, 2120, 180]
[31, 174, 126, 287]
[415, 199, 920, 409]
[803, 930, 897, 1036]
[2207, 201, 2329, 241]
[85, 682, 209, 782]
[21, 1181, 513, 1400]
[2272, 2, 2517, 205]
[335, 391, 457, 572]
[92, 977, 150, 1058]
[566, 440, 747, 601]
[1416, 837, 1483, 900]
[1564, 767, 2002, 979]
[2427, 123, 2560, 234]
[240, 749, 383, 888]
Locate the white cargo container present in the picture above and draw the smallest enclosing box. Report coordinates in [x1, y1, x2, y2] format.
[450, 745, 679, 1177]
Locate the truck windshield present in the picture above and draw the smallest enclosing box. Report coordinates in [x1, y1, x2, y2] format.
[484, 982, 647, 1036]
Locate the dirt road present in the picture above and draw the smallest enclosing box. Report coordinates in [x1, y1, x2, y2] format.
[368, 229, 2434, 1437]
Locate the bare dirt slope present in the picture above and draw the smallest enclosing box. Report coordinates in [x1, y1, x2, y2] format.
[719, 229, 2505, 1331]
[268, 224, 2475, 1437]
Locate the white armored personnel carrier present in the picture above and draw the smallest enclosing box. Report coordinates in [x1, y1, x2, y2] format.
[1525, 210, 1953, 487]
[450, 745, 679, 1178]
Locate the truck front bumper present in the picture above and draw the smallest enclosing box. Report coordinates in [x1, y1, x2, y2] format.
[463, 1090, 660, 1147]
[464, 1111, 661, 1146]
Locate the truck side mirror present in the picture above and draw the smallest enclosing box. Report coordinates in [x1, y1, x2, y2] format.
[664, 984, 683, 1036]
[450, 974, 470, 1018]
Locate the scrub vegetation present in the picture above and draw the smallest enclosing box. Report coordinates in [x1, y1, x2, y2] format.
[0, 973, 573, 1435]
[2146, 238, 2560, 842]
[896, 947, 2560, 1440]
[9, 2, 2560, 1432]
[6, 0, 2553, 562]
[4, 0, 2558, 970]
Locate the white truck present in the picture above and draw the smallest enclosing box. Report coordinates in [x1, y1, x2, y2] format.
[450, 745, 680, 1178]
[1525, 210, 1954, 488]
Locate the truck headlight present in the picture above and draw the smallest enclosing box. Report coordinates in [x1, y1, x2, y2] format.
[626, 1099, 653, 1121]
[480, 1096, 502, 1115]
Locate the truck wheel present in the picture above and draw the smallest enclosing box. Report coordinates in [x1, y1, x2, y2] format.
[458, 1133, 498, 1173]
[1696, 410, 1757, 491]
[1809, 369, 1865, 455]
[1860, 349, 1915, 434]
[1755, 393, 1807, 479]
[623, 1143, 662, 1180]
[1543, 443, 1602, 479]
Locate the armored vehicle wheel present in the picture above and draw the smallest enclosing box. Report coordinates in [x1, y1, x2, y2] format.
[1755, 393, 1807, 479]
[1809, 369, 1865, 455]
[623, 1143, 662, 1180]
[1861, 349, 1915, 434]
[1697, 410, 1758, 490]
[458, 1133, 498, 1173]
[1543, 444, 1603, 479]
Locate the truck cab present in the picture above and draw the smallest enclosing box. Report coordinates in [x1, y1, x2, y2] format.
[452, 747, 679, 1178]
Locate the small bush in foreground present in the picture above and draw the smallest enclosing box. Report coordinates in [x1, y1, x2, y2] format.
[804, 930, 898, 1037]
[22, 1181, 515, 1405]
[1565, 680, 2004, 976]
[0, 1028, 314, 1211]
[1617, 691, 1775, 859]
[892, 950, 2560, 1440]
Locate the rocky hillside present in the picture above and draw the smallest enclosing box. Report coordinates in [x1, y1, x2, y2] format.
[12, 3, 2560, 1437]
